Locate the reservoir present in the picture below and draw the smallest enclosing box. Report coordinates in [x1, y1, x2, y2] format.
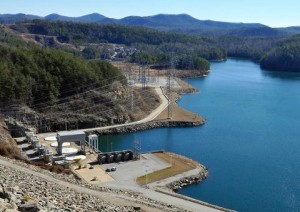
[99, 59, 300, 212]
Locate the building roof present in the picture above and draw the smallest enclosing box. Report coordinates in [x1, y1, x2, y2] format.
[57, 130, 85, 137]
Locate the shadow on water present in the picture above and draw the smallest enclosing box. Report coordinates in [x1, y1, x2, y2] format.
[262, 70, 300, 80]
[99, 134, 136, 152]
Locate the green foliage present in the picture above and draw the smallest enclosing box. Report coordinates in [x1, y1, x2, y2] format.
[176, 55, 210, 71]
[23, 195, 29, 202]
[0, 45, 125, 105]
[11, 21, 226, 62]
[0, 26, 31, 47]
[7, 20, 300, 72]
[261, 45, 300, 71]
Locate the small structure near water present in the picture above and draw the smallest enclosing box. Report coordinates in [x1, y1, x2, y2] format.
[97, 150, 134, 164]
[56, 131, 86, 155]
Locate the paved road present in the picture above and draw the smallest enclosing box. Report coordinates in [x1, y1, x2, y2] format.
[39, 87, 169, 138]
[0, 157, 224, 212]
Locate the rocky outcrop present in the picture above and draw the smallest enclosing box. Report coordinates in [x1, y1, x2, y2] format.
[94, 120, 205, 135]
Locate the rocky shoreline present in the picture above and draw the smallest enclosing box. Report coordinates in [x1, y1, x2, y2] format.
[167, 169, 208, 192]
[147, 153, 209, 193]
[92, 120, 205, 135]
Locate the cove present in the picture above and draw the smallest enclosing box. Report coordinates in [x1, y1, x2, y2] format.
[99, 59, 300, 212]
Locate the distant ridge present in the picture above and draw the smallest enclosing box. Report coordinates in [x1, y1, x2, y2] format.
[0, 12, 297, 36]
[45, 13, 108, 23]
[0, 13, 41, 24]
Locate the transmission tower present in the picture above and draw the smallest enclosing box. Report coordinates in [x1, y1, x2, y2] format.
[167, 57, 176, 119]
[141, 65, 147, 89]
[127, 64, 134, 112]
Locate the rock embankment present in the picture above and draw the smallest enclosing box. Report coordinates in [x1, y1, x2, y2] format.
[94, 120, 205, 135]
[0, 156, 186, 212]
[167, 169, 208, 192]
[0, 163, 136, 211]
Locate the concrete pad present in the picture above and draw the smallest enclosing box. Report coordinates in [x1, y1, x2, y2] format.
[44, 136, 57, 141]
[50, 142, 70, 147]
[65, 155, 86, 161]
[102, 153, 171, 187]
[61, 148, 78, 154]
[73, 165, 114, 184]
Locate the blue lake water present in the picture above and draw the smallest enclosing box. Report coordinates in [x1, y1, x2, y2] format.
[99, 59, 300, 212]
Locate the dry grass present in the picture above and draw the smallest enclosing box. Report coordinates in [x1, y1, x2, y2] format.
[136, 152, 198, 185]
[175, 78, 198, 93]
[0, 142, 24, 160]
[29, 161, 72, 175]
[0, 118, 25, 160]
[129, 87, 161, 121]
[155, 103, 205, 123]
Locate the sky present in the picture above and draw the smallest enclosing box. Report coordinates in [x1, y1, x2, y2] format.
[0, 0, 299, 27]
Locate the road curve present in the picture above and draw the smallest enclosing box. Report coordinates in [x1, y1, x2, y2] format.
[39, 87, 168, 138]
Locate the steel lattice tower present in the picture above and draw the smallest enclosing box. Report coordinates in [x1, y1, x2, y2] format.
[141, 65, 147, 89]
[167, 57, 175, 119]
[127, 64, 134, 112]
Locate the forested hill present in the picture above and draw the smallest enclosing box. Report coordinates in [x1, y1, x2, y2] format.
[4, 19, 300, 74]
[0, 27, 157, 131]
[10, 20, 208, 47]
[0, 44, 125, 105]
[261, 45, 300, 72]
[9, 20, 221, 68]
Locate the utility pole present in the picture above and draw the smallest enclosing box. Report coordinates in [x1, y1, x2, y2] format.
[133, 139, 141, 160]
[145, 169, 148, 187]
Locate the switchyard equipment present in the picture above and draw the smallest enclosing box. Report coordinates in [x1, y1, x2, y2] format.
[26, 131, 39, 148]
[44, 149, 53, 162]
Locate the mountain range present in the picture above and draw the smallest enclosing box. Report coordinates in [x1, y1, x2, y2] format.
[0, 13, 300, 36]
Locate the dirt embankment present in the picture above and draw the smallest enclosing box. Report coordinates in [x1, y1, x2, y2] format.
[94, 119, 205, 136]
[175, 69, 210, 79]
[2, 86, 161, 134]
[0, 118, 24, 160]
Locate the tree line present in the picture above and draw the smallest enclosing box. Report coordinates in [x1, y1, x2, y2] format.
[10, 20, 300, 72]
[10, 20, 227, 70]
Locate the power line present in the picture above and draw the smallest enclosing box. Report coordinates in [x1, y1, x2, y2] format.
[5, 87, 166, 132]
[30, 74, 128, 109]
